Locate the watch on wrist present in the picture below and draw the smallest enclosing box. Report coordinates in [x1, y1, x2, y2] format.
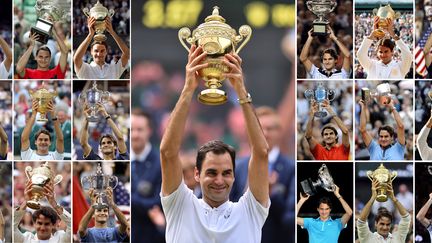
[238, 93, 252, 105]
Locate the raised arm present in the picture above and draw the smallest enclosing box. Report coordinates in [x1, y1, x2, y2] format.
[329, 26, 351, 73]
[424, 33, 432, 67]
[323, 100, 350, 149]
[224, 53, 269, 207]
[14, 181, 33, 242]
[359, 179, 379, 222]
[386, 100, 405, 145]
[357, 17, 381, 72]
[305, 100, 319, 150]
[0, 207, 4, 241]
[296, 193, 310, 226]
[387, 181, 408, 217]
[417, 193, 432, 228]
[299, 29, 314, 73]
[48, 101, 64, 153]
[44, 182, 71, 242]
[417, 114, 432, 160]
[74, 17, 95, 71]
[80, 104, 92, 157]
[21, 100, 38, 151]
[78, 189, 96, 238]
[0, 36, 12, 72]
[97, 103, 127, 154]
[105, 17, 130, 67]
[52, 23, 69, 72]
[333, 185, 353, 226]
[359, 100, 372, 147]
[160, 45, 207, 196]
[106, 187, 128, 234]
[0, 125, 7, 158]
[16, 33, 37, 77]
[386, 18, 412, 75]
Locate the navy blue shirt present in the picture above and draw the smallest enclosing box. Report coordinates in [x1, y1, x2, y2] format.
[84, 149, 129, 160]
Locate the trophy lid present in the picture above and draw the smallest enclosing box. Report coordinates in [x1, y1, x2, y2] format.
[193, 6, 237, 42]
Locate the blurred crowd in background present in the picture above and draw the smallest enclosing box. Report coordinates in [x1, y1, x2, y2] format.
[0, 82, 13, 159]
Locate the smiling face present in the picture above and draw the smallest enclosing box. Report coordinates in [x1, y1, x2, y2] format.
[94, 207, 109, 225]
[317, 202, 331, 220]
[322, 53, 337, 71]
[36, 50, 51, 70]
[91, 43, 107, 65]
[100, 137, 116, 157]
[377, 45, 393, 64]
[195, 151, 235, 208]
[378, 130, 393, 147]
[375, 216, 392, 237]
[34, 214, 54, 240]
[35, 133, 51, 154]
[322, 128, 337, 146]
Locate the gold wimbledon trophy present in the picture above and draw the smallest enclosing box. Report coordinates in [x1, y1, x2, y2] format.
[178, 6, 252, 105]
[30, 86, 58, 122]
[83, 0, 115, 42]
[372, 4, 400, 39]
[25, 162, 63, 209]
[367, 163, 397, 202]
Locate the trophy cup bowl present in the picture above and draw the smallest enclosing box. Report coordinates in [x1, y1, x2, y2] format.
[304, 83, 336, 118]
[83, 0, 115, 42]
[31, 0, 67, 44]
[79, 81, 110, 122]
[178, 6, 252, 105]
[367, 163, 397, 202]
[306, 0, 337, 36]
[301, 164, 335, 196]
[81, 163, 118, 209]
[372, 4, 400, 39]
[362, 83, 392, 105]
[25, 162, 63, 209]
[30, 88, 58, 122]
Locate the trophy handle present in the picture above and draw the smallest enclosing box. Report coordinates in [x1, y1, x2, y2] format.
[390, 171, 397, 182]
[83, 8, 90, 18]
[108, 9, 115, 18]
[25, 166, 33, 181]
[428, 166, 432, 175]
[235, 25, 252, 54]
[366, 171, 373, 181]
[53, 175, 63, 185]
[178, 27, 192, 52]
[110, 176, 119, 189]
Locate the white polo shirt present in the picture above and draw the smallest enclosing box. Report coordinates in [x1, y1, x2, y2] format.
[357, 38, 412, 79]
[417, 126, 432, 160]
[161, 182, 270, 243]
[0, 61, 10, 79]
[308, 64, 349, 79]
[357, 214, 411, 243]
[75, 61, 126, 79]
[21, 148, 64, 160]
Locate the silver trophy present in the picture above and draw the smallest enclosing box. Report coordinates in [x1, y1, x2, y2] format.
[31, 0, 67, 44]
[306, 0, 337, 36]
[301, 164, 336, 196]
[83, 0, 115, 42]
[81, 162, 118, 209]
[361, 83, 392, 105]
[304, 82, 336, 118]
[79, 81, 110, 122]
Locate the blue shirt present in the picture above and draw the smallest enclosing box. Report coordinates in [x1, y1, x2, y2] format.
[84, 149, 129, 160]
[368, 140, 405, 160]
[303, 217, 344, 243]
[80, 227, 127, 243]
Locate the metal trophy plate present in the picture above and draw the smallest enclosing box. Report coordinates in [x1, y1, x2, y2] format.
[79, 81, 110, 122]
[81, 162, 118, 209]
[304, 82, 336, 118]
[83, 0, 115, 42]
[300, 164, 336, 196]
[367, 163, 397, 202]
[306, 0, 337, 36]
[362, 83, 392, 105]
[31, 0, 67, 44]
[25, 162, 63, 209]
[29, 86, 58, 122]
[178, 6, 252, 105]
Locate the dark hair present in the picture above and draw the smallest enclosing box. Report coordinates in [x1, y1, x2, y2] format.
[377, 38, 396, 52]
[375, 207, 393, 223]
[91, 41, 108, 51]
[36, 46, 51, 57]
[196, 140, 236, 174]
[99, 134, 118, 147]
[34, 129, 51, 141]
[317, 197, 332, 209]
[321, 124, 339, 143]
[131, 108, 152, 129]
[378, 125, 395, 137]
[320, 48, 338, 62]
[32, 206, 58, 225]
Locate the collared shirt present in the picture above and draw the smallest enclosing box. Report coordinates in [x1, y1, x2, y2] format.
[357, 214, 411, 243]
[161, 181, 270, 243]
[368, 140, 405, 160]
[309, 64, 349, 79]
[83, 148, 129, 160]
[14, 209, 72, 243]
[21, 148, 64, 160]
[417, 126, 432, 160]
[357, 38, 412, 79]
[0, 61, 10, 79]
[76, 61, 126, 79]
[302, 217, 345, 243]
[311, 143, 350, 160]
[20, 64, 66, 79]
[80, 227, 127, 243]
